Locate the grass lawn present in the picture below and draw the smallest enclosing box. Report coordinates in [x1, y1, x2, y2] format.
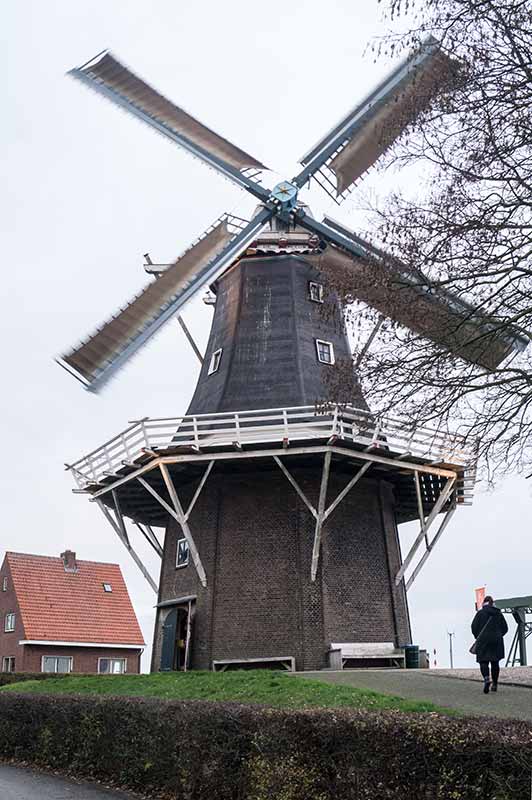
[0, 670, 455, 715]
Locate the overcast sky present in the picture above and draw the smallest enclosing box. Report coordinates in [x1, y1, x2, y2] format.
[2, 1, 530, 672]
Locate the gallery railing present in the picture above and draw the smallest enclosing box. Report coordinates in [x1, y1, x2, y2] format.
[67, 404, 476, 491]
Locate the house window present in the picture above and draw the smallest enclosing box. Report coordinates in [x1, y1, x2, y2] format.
[98, 658, 126, 674]
[176, 537, 189, 568]
[103, 583, 113, 593]
[42, 656, 72, 673]
[208, 348, 222, 375]
[2, 656, 15, 673]
[2, 577, 7, 591]
[315, 339, 335, 365]
[4, 613, 15, 632]
[309, 281, 324, 303]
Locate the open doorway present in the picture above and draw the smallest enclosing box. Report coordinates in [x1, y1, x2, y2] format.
[160, 601, 194, 671]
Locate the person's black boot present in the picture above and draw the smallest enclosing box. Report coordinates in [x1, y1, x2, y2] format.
[491, 682, 498, 692]
[483, 679, 490, 694]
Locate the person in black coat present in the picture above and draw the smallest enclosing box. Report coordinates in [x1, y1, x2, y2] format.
[471, 595, 508, 693]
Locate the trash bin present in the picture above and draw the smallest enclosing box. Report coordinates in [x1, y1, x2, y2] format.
[404, 644, 420, 669]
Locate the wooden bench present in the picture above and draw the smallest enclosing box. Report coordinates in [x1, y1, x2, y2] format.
[328, 642, 405, 670]
[212, 655, 296, 672]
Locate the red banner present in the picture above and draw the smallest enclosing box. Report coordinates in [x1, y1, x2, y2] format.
[475, 586, 486, 610]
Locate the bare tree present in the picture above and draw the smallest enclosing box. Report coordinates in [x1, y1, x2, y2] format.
[324, 0, 532, 480]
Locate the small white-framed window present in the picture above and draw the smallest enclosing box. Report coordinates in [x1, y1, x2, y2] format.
[42, 656, 72, 674]
[309, 281, 324, 303]
[315, 339, 335, 365]
[98, 657, 127, 675]
[4, 613, 15, 632]
[2, 656, 15, 673]
[176, 537, 189, 568]
[208, 348, 222, 375]
[2, 576, 7, 591]
[103, 583, 113, 593]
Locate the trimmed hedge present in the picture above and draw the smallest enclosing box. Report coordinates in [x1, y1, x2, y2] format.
[0, 692, 531, 799]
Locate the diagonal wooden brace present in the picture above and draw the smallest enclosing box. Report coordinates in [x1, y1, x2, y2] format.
[405, 504, 457, 591]
[274, 454, 372, 582]
[95, 498, 158, 593]
[137, 468, 207, 587]
[395, 475, 456, 586]
[311, 451, 332, 582]
[273, 456, 317, 518]
[323, 461, 371, 522]
[413, 471, 428, 547]
[134, 521, 163, 558]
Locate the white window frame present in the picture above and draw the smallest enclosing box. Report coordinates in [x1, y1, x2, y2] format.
[41, 655, 73, 674]
[208, 348, 222, 375]
[176, 537, 190, 569]
[98, 657, 127, 675]
[2, 576, 7, 591]
[309, 281, 324, 303]
[4, 612, 15, 632]
[2, 656, 15, 673]
[315, 339, 335, 365]
[103, 582, 113, 593]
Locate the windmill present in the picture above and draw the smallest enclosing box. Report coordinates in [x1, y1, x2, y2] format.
[63, 42, 527, 672]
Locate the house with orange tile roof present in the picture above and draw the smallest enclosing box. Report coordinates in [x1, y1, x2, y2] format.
[0, 550, 145, 674]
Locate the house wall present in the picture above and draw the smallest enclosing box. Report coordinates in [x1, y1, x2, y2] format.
[0, 558, 25, 672]
[151, 465, 411, 672]
[21, 645, 142, 674]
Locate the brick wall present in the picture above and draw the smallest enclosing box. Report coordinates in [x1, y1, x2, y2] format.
[0, 559, 24, 672]
[151, 460, 411, 672]
[21, 645, 142, 674]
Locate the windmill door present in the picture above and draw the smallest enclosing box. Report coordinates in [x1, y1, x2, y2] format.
[160, 603, 194, 671]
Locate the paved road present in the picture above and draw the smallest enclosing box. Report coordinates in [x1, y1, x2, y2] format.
[0, 764, 139, 800]
[295, 669, 532, 721]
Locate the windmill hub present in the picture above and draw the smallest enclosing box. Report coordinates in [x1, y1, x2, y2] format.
[269, 180, 299, 214]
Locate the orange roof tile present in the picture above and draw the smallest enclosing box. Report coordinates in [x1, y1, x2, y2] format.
[5, 552, 145, 646]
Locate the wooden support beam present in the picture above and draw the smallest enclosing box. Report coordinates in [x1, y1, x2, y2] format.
[396, 475, 456, 586]
[138, 467, 207, 588]
[185, 461, 214, 521]
[273, 456, 317, 519]
[413, 471, 428, 547]
[133, 521, 163, 558]
[323, 461, 371, 522]
[405, 505, 457, 591]
[177, 315, 203, 364]
[311, 450, 332, 582]
[111, 490, 130, 546]
[95, 499, 158, 593]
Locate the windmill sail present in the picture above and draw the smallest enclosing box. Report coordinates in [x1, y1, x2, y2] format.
[304, 217, 528, 370]
[70, 52, 269, 196]
[58, 210, 271, 391]
[294, 38, 454, 197]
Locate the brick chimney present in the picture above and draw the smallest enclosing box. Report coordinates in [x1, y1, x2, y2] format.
[61, 550, 78, 573]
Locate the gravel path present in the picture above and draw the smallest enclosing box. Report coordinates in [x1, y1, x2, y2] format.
[0, 764, 139, 800]
[295, 669, 532, 721]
